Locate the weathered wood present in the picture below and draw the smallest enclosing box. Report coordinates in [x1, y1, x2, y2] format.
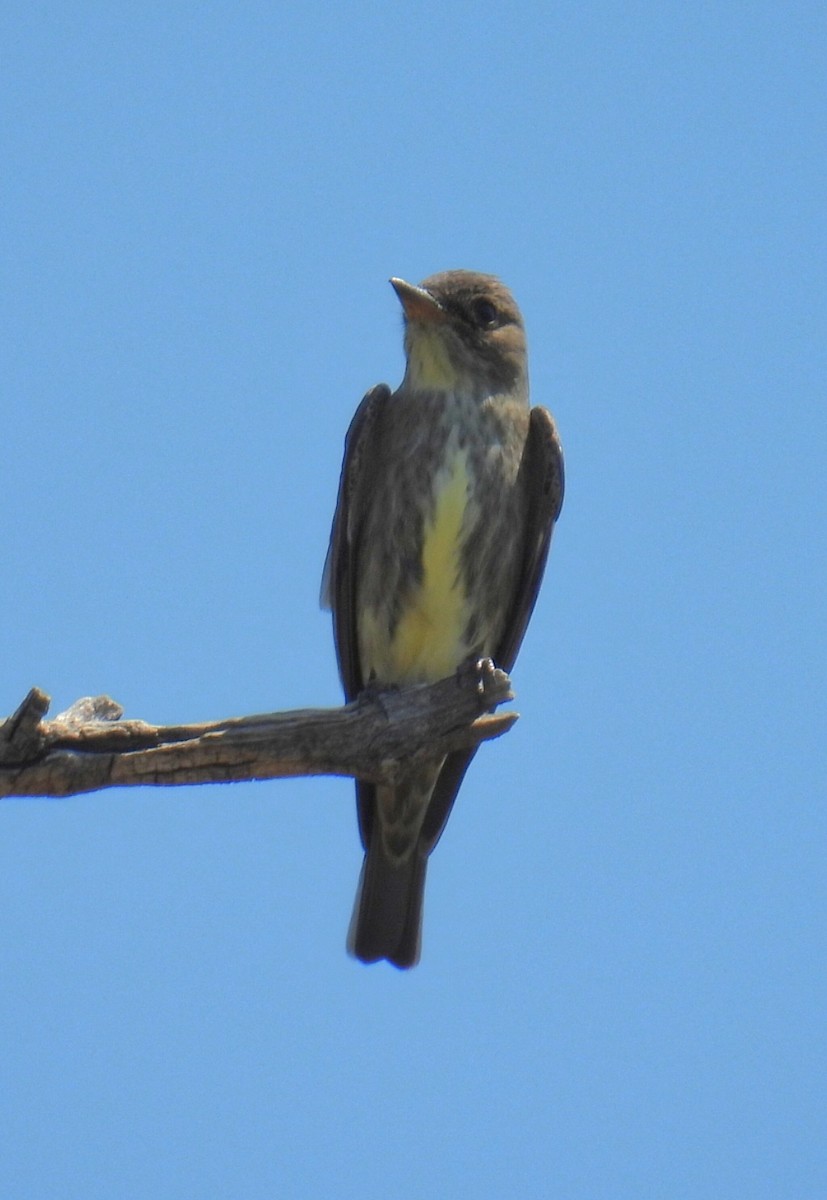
[0, 659, 517, 799]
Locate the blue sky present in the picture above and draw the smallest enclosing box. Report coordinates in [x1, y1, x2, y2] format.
[2, 3, 825, 1197]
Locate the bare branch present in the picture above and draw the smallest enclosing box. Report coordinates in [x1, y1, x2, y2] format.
[0, 659, 517, 800]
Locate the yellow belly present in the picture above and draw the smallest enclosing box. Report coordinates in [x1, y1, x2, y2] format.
[360, 450, 472, 684]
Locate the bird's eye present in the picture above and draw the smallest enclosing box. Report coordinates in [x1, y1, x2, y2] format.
[471, 298, 498, 328]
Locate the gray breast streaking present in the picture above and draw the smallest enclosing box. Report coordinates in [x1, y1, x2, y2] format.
[354, 388, 532, 687]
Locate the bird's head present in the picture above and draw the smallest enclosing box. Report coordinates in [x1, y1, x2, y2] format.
[391, 270, 528, 399]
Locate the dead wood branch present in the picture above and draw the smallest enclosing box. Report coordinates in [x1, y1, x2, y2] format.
[0, 659, 517, 800]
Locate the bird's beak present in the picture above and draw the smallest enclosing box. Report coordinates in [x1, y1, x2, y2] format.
[390, 278, 446, 325]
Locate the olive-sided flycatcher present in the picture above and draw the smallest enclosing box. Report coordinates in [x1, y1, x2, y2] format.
[322, 270, 564, 967]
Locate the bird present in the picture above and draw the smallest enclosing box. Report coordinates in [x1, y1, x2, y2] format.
[321, 269, 564, 967]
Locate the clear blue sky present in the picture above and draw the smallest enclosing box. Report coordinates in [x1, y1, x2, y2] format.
[2, 4, 825, 1197]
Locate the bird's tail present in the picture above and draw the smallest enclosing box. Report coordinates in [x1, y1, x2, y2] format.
[347, 826, 427, 969]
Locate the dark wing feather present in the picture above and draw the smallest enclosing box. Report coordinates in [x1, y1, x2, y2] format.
[419, 404, 564, 856]
[322, 383, 391, 854]
[495, 405, 564, 672]
[321, 383, 391, 702]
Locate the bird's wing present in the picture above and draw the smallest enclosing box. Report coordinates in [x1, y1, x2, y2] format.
[495, 404, 564, 672]
[420, 405, 564, 854]
[321, 383, 391, 702]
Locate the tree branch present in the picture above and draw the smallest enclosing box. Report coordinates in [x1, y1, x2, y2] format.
[0, 659, 517, 800]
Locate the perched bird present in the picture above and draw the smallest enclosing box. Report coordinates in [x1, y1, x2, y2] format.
[322, 270, 564, 967]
